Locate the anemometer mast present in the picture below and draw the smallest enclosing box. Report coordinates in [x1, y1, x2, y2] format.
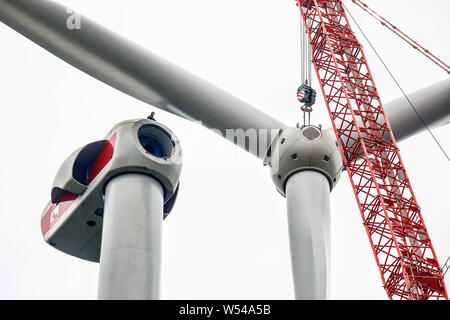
[296, 0, 447, 300]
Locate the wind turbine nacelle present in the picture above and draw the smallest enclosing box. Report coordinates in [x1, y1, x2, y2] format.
[40, 118, 182, 262]
[266, 126, 343, 197]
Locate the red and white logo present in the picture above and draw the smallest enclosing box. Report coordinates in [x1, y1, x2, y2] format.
[41, 196, 77, 237]
[41, 132, 117, 237]
[49, 205, 60, 228]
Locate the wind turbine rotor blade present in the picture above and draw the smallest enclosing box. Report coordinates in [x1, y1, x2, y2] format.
[383, 78, 450, 142]
[285, 171, 331, 300]
[0, 0, 286, 159]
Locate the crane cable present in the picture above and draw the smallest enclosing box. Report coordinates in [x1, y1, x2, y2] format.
[297, 5, 316, 127]
[350, 0, 450, 75]
[343, 1, 450, 163]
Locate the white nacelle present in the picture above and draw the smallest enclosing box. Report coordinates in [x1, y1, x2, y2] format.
[40, 118, 182, 262]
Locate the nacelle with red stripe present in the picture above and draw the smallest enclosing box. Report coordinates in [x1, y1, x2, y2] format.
[41, 118, 182, 262]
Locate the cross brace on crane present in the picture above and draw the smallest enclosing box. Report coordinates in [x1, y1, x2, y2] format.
[296, 0, 448, 300]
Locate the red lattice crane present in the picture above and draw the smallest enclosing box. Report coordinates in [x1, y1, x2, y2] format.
[296, 0, 448, 300]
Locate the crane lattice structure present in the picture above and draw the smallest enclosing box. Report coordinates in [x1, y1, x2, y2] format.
[296, 0, 447, 300]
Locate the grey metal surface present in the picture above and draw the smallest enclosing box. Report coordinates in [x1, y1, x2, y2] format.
[98, 173, 163, 300]
[268, 126, 343, 196]
[107, 118, 183, 204]
[285, 171, 331, 300]
[0, 0, 286, 159]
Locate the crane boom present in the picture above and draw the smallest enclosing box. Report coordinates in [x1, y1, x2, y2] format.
[296, 0, 447, 300]
[350, 0, 450, 74]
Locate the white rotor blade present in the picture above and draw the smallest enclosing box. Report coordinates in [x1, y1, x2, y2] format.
[285, 171, 331, 300]
[383, 78, 450, 141]
[0, 0, 286, 159]
[1, 0, 447, 161]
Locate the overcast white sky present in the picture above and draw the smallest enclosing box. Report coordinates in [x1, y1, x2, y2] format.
[0, 0, 449, 300]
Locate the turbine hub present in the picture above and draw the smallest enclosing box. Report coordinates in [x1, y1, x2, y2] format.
[265, 125, 344, 197]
